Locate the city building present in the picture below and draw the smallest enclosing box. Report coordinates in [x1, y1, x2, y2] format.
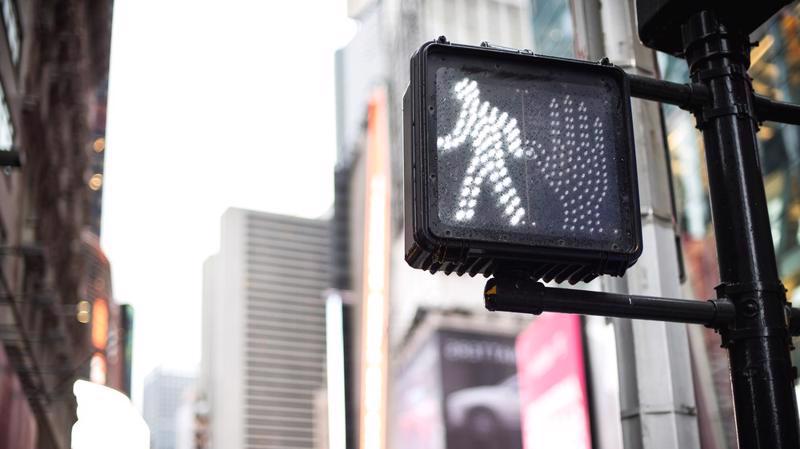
[142, 367, 196, 449]
[201, 208, 330, 449]
[0, 1, 115, 449]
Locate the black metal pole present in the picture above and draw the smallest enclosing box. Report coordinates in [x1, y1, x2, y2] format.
[681, 10, 800, 449]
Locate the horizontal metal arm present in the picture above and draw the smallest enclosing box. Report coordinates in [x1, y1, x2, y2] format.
[484, 276, 735, 327]
[754, 95, 800, 125]
[627, 73, 800, 126]
[628, 73, 710, 110]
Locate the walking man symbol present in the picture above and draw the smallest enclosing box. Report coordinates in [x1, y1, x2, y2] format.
[438, 77, 527, 226]
[438, 77, 612, 234]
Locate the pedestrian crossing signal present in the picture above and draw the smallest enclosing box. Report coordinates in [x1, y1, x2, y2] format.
[404, 40, 642, 283]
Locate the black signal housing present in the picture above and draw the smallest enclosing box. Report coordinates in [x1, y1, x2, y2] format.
[403, 41, 642, 284]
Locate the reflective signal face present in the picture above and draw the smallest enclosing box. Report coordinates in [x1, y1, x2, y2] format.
[430, 65, 637, 253]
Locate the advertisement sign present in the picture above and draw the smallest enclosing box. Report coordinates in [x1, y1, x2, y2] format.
[393, 327, 522, 449]
[358, 87, 391, 449]
[516, 313, 592, 449]
[393, 337, 445, 449]
[440, 330, 522, 449]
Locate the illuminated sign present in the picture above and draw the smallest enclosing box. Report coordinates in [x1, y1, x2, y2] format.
[516, 313, 592, 449]
[92, 298, 109, 350]
[404, 41, 641, 283]
[90, 353, 107, 385]
[359, 88, 390, 449]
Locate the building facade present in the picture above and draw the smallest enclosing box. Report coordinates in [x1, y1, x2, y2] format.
[0, 1, 115, 449]
[202, 208, 330, 449]
[143, 367, 196, 449]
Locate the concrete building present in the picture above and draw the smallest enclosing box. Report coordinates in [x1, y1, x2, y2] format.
[0, 1, 115, 448]
[143, 367, 196, 449]
[202, 208, 330, 449]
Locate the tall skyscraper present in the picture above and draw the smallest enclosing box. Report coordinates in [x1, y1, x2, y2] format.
[202, 208, 331, 449]
[142, 367, 196, 449]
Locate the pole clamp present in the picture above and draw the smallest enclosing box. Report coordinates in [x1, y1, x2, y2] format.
[721, 326, 789, 348]
[700, 103, 756, 125]
[715, 281, 786, 297]
[694, 65, 748, 82]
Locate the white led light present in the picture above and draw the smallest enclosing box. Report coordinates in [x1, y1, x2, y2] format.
[525, 95, 610, 235]
[439, 77, 527, 225]
[439, 78, 616, 238]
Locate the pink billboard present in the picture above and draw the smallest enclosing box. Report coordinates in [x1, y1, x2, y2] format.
[516, 313, 591, 449]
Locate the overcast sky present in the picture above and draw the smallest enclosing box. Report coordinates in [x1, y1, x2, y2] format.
[100, 0, 355, 410]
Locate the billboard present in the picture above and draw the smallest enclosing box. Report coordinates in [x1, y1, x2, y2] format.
[440, 330, 522, 449]
[393, 327, 522, 449]
[516, 313, 592, 449]
[393, 337, 445, 449]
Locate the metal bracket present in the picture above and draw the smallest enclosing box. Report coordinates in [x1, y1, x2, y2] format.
[485, 275, 736, 328]
[484, 275, 800, 335]
[625, 71, 800, 126]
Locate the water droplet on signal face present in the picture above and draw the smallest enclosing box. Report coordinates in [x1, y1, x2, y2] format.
[437, 70, 627, 248]
[439, 77, 533, 226]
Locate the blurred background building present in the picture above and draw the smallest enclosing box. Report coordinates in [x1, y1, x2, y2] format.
[143, 367, 196, 449]
[201, 208, 330, 449]
[0, 1, 134, 449]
